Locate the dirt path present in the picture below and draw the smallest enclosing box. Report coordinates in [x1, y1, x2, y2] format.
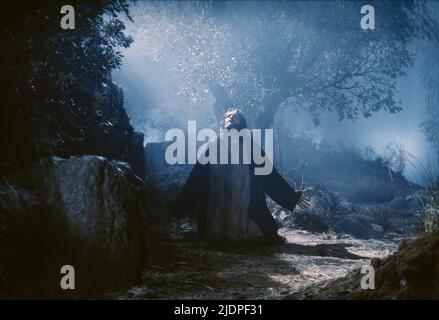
[122, 227, 400, 299]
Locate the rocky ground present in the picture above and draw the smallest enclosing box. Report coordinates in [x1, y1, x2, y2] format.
[298, 231, 439, 299]
[0, 156, 149, 298]
[0, 146, 430, 299]
[121, 223, 401, 300]
[128, 141, 433, 300]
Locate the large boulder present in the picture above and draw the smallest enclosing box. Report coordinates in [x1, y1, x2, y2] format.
[274, 185, 421, 239]
[274, 186, 374, 238]
[3, 155, 149, 297]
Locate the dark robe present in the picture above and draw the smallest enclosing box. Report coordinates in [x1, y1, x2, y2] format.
[167, 137, 303, 244]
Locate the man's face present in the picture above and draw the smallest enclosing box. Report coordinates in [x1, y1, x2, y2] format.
[223, 109, 242, 129]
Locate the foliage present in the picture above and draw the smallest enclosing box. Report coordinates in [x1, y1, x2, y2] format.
[413, 159, 439, 233]
[400, 151, 439, 233]
[421, 185, 439, 233]
[0, 1, 133, 173]
[381, 142, 407, 179]
[419, 37, 439, 163]
[129, 0, 439, 127]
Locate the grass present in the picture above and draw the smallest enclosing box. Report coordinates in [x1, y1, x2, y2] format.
[421, 184, 439, 233]
[405, 153, 439, 233]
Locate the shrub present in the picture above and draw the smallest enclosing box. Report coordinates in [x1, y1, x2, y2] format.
[421, 184, 439, 233]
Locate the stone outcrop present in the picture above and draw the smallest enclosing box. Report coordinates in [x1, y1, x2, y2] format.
[1, 156, 149, 298]
[84, 81, 145, 179]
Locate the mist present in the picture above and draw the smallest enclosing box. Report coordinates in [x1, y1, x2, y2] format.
[5, 0, 439, 300]
[274, 58, 438, 186]
[112, 0, 439, 186]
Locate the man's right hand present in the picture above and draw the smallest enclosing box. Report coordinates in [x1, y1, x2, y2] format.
[297, 195, 311, 209]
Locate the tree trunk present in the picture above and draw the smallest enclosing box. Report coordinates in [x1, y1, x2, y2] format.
[208, 82, 234, 124]
[253, 93, 286, 129]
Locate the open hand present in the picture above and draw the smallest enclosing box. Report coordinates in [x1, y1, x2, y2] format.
[297, 194, 311, 209]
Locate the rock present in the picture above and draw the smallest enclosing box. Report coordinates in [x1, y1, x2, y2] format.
[274, 184, 421, 238]
[85, 81, 146, 179]
[333, 215, 373, 239]
[8, 155, 149, 297]
[289, 211, 330, 233]
[144, 142, 193, 203]
[371, 224, 384, 233]
[275, 185, 374, 238]
[298, 232, 439, 299]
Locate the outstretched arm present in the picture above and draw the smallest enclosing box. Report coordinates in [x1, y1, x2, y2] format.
[260, 167, 305, 211]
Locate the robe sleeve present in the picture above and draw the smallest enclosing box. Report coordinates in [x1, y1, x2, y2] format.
[166, 161, 210, 218]
[259, 166, 302, 212]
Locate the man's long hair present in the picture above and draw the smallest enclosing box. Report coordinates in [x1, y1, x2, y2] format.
[220, 108, 248, 130]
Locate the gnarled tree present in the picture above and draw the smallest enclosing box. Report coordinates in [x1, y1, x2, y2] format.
[130, 0, 438, 128]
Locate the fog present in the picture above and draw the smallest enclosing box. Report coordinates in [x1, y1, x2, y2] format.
[274, 59, 438, 185]
[112, 1, 438, 186]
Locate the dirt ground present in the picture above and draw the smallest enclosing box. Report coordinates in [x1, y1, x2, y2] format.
[121, 225, 400, 300]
